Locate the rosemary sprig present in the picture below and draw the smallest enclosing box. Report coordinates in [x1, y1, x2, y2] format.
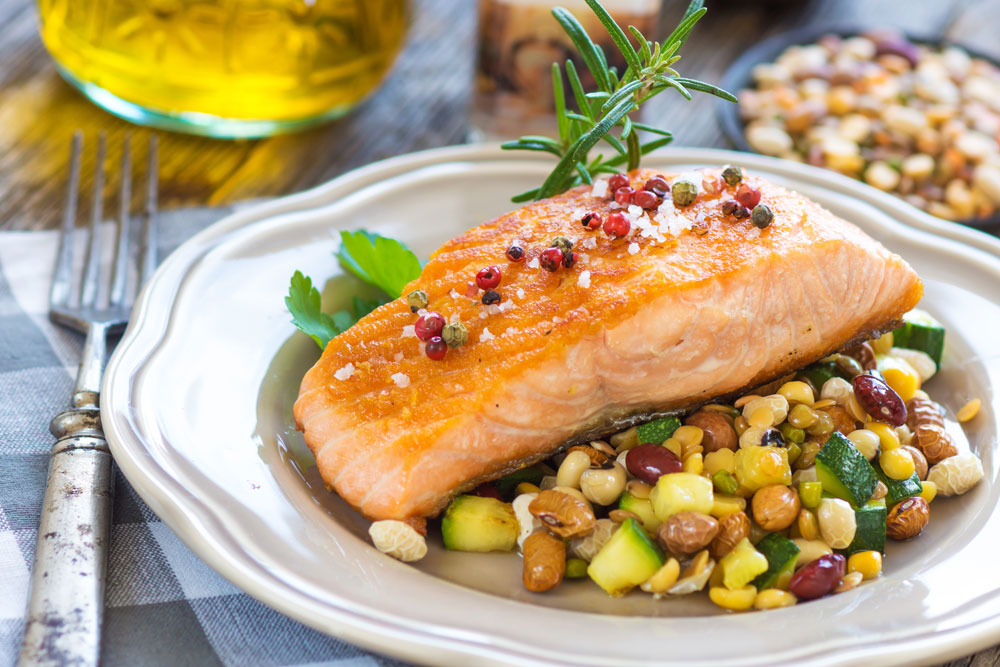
[501, 0, 736, 202]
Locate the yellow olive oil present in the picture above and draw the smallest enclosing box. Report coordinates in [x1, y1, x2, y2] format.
[37, 0, 409, 133]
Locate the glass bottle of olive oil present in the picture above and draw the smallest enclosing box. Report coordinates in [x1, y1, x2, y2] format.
[36, 0, 410, 137]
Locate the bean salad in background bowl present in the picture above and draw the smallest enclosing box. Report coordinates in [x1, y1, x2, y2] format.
[717, 26, 1000, 234]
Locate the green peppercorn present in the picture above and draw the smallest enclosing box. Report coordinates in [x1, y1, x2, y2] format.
[550, 236, 574, 254]
[441, 321, 469, 348]
[751, 203, 774, 229]
[406, 289, 429, 313]
[671, 179, 699, 206]
[721, 164, 743, 186]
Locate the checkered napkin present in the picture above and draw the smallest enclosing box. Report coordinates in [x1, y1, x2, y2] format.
[0, 210, 407, 667]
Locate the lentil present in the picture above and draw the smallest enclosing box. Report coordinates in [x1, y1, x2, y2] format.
[957, 398, 981, 422]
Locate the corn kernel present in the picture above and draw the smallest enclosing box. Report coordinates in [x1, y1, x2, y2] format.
[847, 550, 882, 580]
[704, 448, 736, 476]
[709, 585, 757, 611]
[878, 356, 921, 402]
[957, 398, 981, 423]
[640, 557, 680, 594]
[880, 447, 916, 480]
[515, 482, 541, 496]
[797, 508, 820, 540]
[871, 331, 894, 355]
[778, 380, 815, 406]
[663, 437, 683, 458]
[866, 421, 901, 451]
[683, 452, 704, 475]
[799, 481, 822, 509]
[919, 480, 938, 503]
[753, 588, 797, 610]
[674, 425, 704, 449]
[748, 406, 774, 428]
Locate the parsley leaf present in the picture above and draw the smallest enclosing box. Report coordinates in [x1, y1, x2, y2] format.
[285, 231, 420, 349]
[336, 230, 422, 298]
[285, 271, 346, 349]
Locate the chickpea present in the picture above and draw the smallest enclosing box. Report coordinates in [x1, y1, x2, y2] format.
[556, 450, 592, 489]
[579, 463, 627, 506]
[751, 485, 801, 531]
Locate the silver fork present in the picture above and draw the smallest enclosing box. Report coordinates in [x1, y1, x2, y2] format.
[19, 132, 158, 667]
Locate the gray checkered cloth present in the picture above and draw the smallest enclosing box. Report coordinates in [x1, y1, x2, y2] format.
[0, 209, 407, 667]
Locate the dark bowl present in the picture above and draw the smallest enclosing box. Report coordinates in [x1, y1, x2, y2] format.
[716, 25, 1000, 234]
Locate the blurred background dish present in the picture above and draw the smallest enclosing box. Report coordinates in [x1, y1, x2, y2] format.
[717, 26, 1000, 232]
[36, 0, 410, 137]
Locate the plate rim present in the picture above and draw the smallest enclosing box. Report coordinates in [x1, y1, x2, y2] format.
[103, 143, 1000, 666]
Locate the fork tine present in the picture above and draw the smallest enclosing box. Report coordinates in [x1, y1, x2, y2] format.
[80, 132, 106, 309]
[50, 133, 83, 308]
[109, 135, 131, 307]
[140, 134, 158, 285]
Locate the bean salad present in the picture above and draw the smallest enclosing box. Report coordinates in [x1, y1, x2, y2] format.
[368, 313, 986, 611]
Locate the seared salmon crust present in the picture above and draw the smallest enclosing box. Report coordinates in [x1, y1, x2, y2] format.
[294, 168, 922, 522]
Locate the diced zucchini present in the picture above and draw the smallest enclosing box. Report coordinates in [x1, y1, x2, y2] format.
[619, 491, 661, 533]
[493, 464, 546, 499]
[797, 361, 848, 391]
[733, 446, 791, 492]
[892, 309, 945, 368]
[652, 473, 714, 521]
[636, 416, 681, 445]
[441, 495, 518, 552]
[871, 459, 923, 506]
[587, 518, 664, 596]
[815, 432, 878, 507]
[751, 533, 801, 590]
[720, 537, 769, 590]
[845, 500, 887, 556]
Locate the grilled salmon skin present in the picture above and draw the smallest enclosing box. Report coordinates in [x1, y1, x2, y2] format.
[294, 168, 922, 522]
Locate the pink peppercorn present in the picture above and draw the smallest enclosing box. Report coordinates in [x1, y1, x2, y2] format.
[425, 336, 447, 360]
[736, 183, 762, 209]
[603, 212, 630, 239]
[581, 212, 602, 230]
[614, 187, 635, 206]
[608, 173, 629, 192]
[539, 247, 564, 272]
[633, 189, 660, 210]
[414, 312, 445, 341]
[476, 265, 502, 290]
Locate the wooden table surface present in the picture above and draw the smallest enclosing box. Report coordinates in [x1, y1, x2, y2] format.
[2, 0, 999, 664]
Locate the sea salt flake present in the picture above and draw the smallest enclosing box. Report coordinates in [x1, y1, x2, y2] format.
[591, 179, 609, 198]
[577, 270, 592, 288]
[581, 236, 597, 249]
[479, 311, 488, 319]
[450, 288, 462, 299]
[498, 300, 515, 313]
[334, 363, 355, 381]
[393, 352, 404, 362]
[487, 304, 502, 315]
[416, 308, 428, 317]
[480, 327, 495, 342]
[628, 242, 640, 255]
[527, 257, 540, 269]
[516, 288, 526, 299]
[402, 325, 416, 338]
[391, 372, 410, 388]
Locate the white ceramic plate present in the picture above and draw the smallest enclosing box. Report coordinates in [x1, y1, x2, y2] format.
[103, 146, 1000, 666]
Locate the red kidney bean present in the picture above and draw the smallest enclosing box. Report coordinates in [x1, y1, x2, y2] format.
[626, 444, 683, 485]
[469, 483, 503, 501]
[852, 373, 907, 426]
[789, 553, 846, 600]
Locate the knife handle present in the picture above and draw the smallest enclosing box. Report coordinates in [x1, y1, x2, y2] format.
[19, 407, 113, 667]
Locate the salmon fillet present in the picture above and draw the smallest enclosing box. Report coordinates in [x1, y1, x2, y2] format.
[294, 168, 922, 522]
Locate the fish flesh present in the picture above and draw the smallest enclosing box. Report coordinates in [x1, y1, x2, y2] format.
[294, 168, 922, 522]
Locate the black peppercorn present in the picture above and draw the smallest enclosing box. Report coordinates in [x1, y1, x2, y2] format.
[482, 290, 501, 305]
